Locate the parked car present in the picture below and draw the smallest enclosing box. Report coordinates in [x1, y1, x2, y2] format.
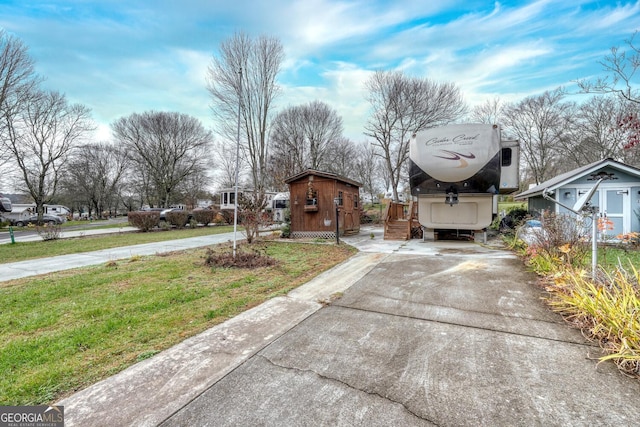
[14, 214, 65, 227]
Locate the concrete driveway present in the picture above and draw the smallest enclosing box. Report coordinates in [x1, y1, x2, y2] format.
[58, 229, 640, 426]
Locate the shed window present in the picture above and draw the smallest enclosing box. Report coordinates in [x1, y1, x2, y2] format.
[354, 195, 359, 209]
[305, 191, 318, 205]
[338, 191, 343, 206]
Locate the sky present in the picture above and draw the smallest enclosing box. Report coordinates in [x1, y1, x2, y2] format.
[1, 0, 639, 143]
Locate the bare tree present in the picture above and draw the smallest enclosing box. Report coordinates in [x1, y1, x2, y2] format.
[0, 30, 40, 168]
[111, 111, 213, 208]
[364, 70, 467, 201]
[576, 31, 640, 153]
[1, 90, 93, 219]
[177, 168, 212, 209]
[270, 100, 344, 180]
[560, 95, 638, 167]
[207, 32, 284, 195]
[469, 97, 505, 124]
[576, 31, 639, 105]
[208, 32, 284, 243]
[212, 138, 248, 189]
[302, 101, 343, 170]
[63, 142, 129, 217]
[270, 104, 306, 179]
[353, 141, 384, 202]
[503, 88, 575, 185]
[324, 136, 357, 178]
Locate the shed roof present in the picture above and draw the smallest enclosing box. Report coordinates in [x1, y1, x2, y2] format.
[514, 158, 640, 200]
[284, 169, 362, 187]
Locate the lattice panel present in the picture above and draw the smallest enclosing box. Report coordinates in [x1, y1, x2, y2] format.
[291, 231, 337, 240]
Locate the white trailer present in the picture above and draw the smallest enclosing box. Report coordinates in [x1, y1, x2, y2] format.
[3, 204, 70, 223]
[409, 123, 519, 240]
[271, 192, 289, 222]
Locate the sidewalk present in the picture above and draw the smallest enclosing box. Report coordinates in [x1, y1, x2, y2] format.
[0, 228, 238, 282]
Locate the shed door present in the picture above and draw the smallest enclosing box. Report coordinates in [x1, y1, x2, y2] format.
[600, 188, 628, 238]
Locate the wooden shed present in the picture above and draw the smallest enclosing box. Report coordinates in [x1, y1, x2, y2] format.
[285, 169, 362, 239]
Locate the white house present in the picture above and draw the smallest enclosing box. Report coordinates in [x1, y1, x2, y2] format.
[218, 188, 277, 211]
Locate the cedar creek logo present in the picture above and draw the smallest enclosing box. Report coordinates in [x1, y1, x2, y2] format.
[433, 150, 476, 168]
[0, 405, 64, 427]
[423, 132, 480, 168]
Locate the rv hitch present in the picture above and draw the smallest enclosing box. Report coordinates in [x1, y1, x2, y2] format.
[445, 188, 459, 206]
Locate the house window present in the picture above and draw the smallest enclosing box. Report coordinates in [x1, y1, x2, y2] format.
[223, 193, 228, 205]
[230, 192, 235, 205]
[354, 195, 359, 209]
[338, 191, 343, 206]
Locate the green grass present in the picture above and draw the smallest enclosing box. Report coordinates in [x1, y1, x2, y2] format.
[0, 225, 235, 264]
[498, 201, 526, 212]
[594, 245, 640, 271]
[0, 241, 357, 405]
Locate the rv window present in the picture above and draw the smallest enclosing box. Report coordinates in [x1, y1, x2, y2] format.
[501, 148, 512, 167]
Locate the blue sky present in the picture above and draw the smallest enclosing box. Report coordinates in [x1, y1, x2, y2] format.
[1, 0, 639, 142]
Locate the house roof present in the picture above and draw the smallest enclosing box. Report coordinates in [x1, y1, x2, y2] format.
[515, 158, 640, 200]
[284, 169, 362, 187]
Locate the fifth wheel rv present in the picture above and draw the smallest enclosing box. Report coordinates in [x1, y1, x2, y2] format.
[409, 123, 519, 241]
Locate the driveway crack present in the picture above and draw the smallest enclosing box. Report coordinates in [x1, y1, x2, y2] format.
[257, 354, 440, 426]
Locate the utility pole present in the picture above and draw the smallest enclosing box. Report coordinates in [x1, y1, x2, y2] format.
[233, 67, 243, 259]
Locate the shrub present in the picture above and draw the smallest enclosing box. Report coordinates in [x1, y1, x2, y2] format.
[36, 223, 62, 241]
[280, 222, 291, 238]
[498, 207, 530, 232]
[219, 210, 235, 225]
[128, 211, 159, 232]
[204, 245, 278, 268]
[192, 209, 216, 226]
[517, 211, 588, 267]
[166, 210, 190, 229]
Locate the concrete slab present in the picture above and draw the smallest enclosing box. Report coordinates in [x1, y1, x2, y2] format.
[167, 306, 638, 426]
[160, 241, 640, 427]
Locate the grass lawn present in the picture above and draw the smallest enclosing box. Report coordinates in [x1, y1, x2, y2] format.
[0, 240, 357, 405]
[0, 225, 236, 263]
